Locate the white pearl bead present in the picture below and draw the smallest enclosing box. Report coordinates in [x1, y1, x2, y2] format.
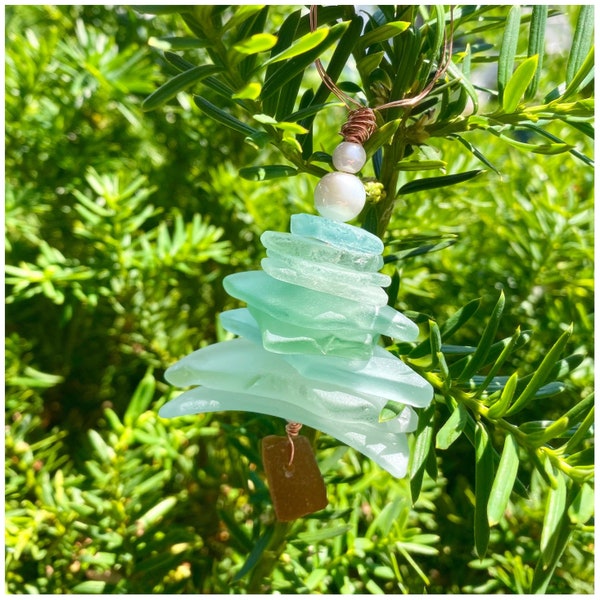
[332, 142, 367, 174]
[314, 172, 366, 222]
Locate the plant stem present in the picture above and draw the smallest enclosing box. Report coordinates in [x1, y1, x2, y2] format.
[373, 123, 408, 238]
[245, 521, 294, 593]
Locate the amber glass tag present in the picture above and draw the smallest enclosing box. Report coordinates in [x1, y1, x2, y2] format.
[262, 435, 328, 522]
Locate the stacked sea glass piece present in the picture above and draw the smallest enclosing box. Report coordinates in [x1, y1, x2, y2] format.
[160, 213, 433, 477]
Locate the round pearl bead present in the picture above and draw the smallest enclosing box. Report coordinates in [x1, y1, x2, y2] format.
[314, 172, 366, 222]
[332, 142, 367, 174]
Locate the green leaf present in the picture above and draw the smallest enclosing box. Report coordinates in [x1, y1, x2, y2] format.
[476, 326, 522, 394]
[363, 119, 401, 157]
[446, 57, 480, 115]
[148, 36, 208, 51]
[193, 95, 258, 136]
[367, 497, 406, 537]
[409, 403, 436, 503]
[530, 510, 572, 593]
[124, 367, 155, 426]
[357, 21, 411, 53]
[233, 82, 262, 100]
[274, 70, 304, 122]
[72, 582, 107, 594]
[88, 429, 111, 464]
[394, 159, 447, 172]
[397, 170, 485, 195]
[296, 524, 352, 544]
[261, 22, 348, 100]
[487, 372, 518, 419]
[440, 298, 481, 340]
[563, 405, 594, 455]
[436, 401, 468, 450]
[458, 291, 505, 382]
[566, 5, 594, 84]
[265, 28, 329, 65]
[142, 65, 222, 111]
[238, 165, 298, 181]
[135, 471, 170, 498]
[409, 298, 480, 360]
[252, 113, 308, 134]
[497, 5, 521, 101]
[356, 50, 385, 76]
[495, 129, 573, 155]
[386, 268, 400, 307]
[525, 416, 570, 446]
[525, 5, 547, 100]
[487, 433, 519, 526]
[135, 6, 192, 15]
[222, 5, 267, 34]
[449, 135, 500, 175]
[502, 55, 539, 113]
[379, 400, 407, 423]
[284, 102, 340, 124]
[305, 568, 329, 591]
[163, 51, 197, 73]
[384, 237, 457, 264]
[568, 482, 594, 525]
[474, 421, 494, 558]
[540, 469, 567, 566]
[261, 9, 301, 115]
[232, 525, 274, 582]
[233, 33, 278, 56]
[309, 14, 364, 113]
[428, 319, 442, 369]
[136, 496, 178, 530]
[504, 325, 572, 417]
[560, 47, 594, 101]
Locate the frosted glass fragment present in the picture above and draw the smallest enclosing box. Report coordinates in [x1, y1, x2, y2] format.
[261, 256, 390, 306]
[159, 386, 412, 478]
[261, 231, 383, 272]
[291, 213, 383, 254]
[283, 345, 433, 407]
[223, 271, 419, 342]
[249, 306, 375, 359]
[219, 308, 263, 345]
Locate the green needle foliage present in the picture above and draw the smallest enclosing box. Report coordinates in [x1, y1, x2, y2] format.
[5, 5, 593, 594]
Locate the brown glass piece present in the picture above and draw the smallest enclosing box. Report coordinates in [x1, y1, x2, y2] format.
[262, 435, 328, 522]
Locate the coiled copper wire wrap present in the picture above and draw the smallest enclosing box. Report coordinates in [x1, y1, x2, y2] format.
[340, 107, 377, 145]
[286, 421, 303, 466]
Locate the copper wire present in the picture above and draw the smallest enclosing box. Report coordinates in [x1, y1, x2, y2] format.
[340, 107, 377, 144]
[286, 421, 303, 466]
[309, 5, 455, 144]
[309, 5, 362, 110]
[377, 8, 454, 111]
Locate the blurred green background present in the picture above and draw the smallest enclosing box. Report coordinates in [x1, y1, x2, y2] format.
[5, 5, 593, 594]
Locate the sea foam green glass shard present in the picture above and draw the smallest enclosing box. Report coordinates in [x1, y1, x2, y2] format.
[160, 213, 433, 477]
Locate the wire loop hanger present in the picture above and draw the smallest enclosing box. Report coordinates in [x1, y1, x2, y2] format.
[309, 5, 454, 142]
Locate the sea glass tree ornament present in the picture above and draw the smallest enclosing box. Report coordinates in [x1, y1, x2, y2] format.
[160, 213, 434, 481]
[160, 99, 433, 521]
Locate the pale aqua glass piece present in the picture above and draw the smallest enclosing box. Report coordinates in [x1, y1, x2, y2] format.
[222, 306, 375, 359]
[290, 213, 384, 254]
[249, 306, 376, 359]
[224, 272, 418, 345]
[159, 213, 433, 477]
[160, 387, 414, 478]
[261, 255, 390, 306]
[261, 230, 384, 272]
